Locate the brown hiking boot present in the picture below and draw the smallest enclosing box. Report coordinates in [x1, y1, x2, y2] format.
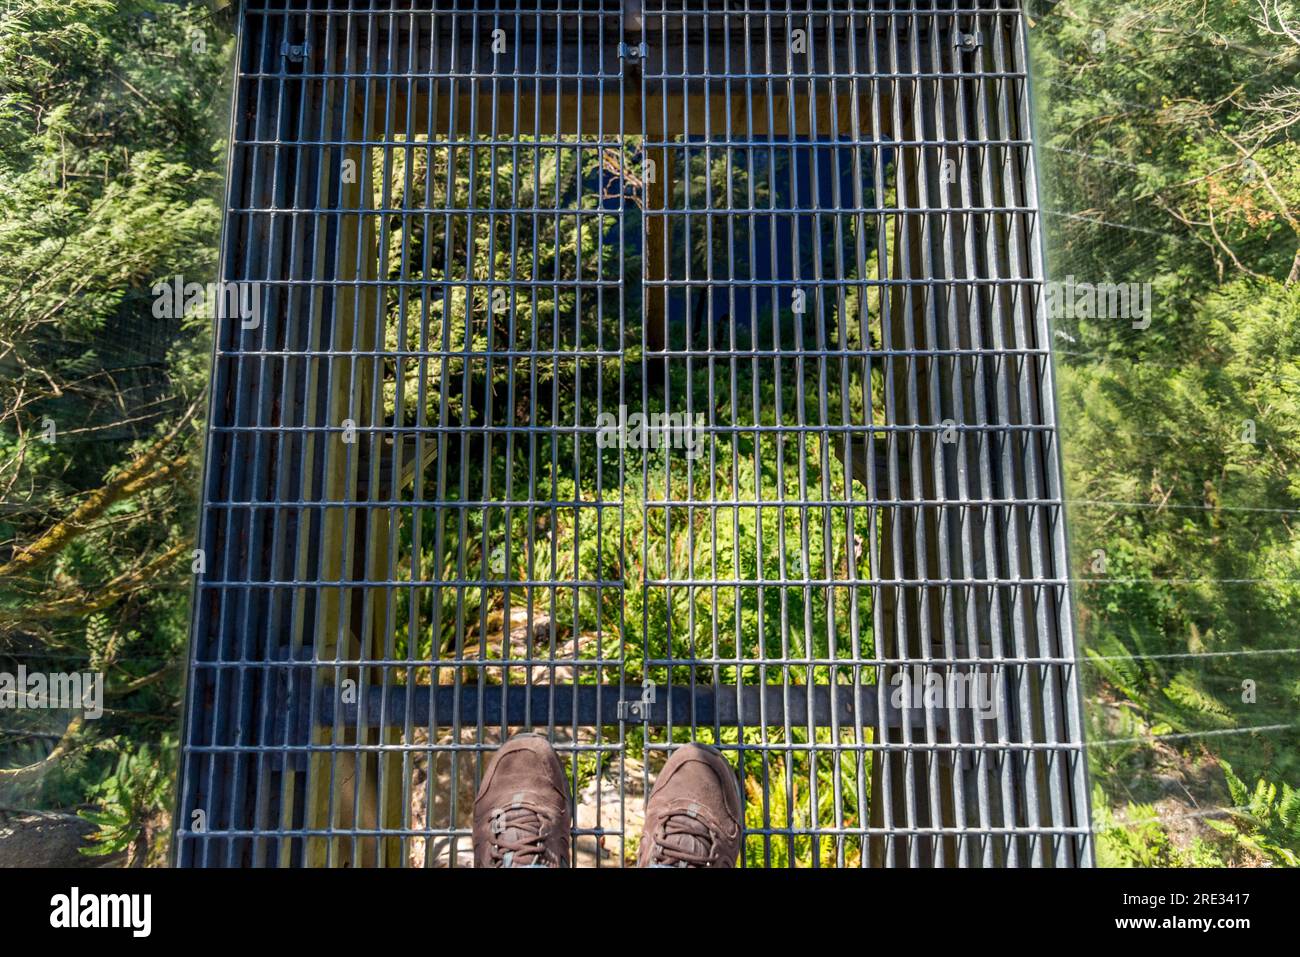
[473, 734, 571, 867]
[638, 744, 742, 868]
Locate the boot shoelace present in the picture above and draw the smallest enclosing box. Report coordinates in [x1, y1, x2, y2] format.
[649, 811, 717, 867]
[488, 806, 551, 867]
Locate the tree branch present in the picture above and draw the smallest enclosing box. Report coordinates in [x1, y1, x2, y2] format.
[0, 400, 199, 581]
[0, 715, 83, 786]
[0, 540, 189, 627]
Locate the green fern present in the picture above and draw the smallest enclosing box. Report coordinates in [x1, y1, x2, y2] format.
[1086, 631, 1148, 703]
[1162, 670, 1235, 729]
[1093, 786, 1179, 867]
[77, 742, 173, 863]
[1206, 762, 1300, 866]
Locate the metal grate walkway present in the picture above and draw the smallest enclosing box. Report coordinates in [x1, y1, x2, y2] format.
[177, 0, 1091, 868]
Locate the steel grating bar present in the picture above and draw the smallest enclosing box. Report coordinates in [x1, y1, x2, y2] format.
[318, 683, 946, 729]
[176, 0, 1091, 869]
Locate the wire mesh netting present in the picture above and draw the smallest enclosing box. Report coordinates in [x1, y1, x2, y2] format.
[177, 0, 1091, 868]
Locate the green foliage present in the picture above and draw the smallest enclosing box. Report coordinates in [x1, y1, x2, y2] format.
[77, 739, 175, 863]
[1207, 762, 1300, 866]
[1094, 794, 1184, 868]
[367, 132, 881, 866]
[0, 1, 232, 863]
[1092, 784, 1230, 868]
[1036, 0, 1300, 863]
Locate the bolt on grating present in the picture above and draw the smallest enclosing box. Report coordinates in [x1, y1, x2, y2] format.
[176, 0, 1091, 868]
